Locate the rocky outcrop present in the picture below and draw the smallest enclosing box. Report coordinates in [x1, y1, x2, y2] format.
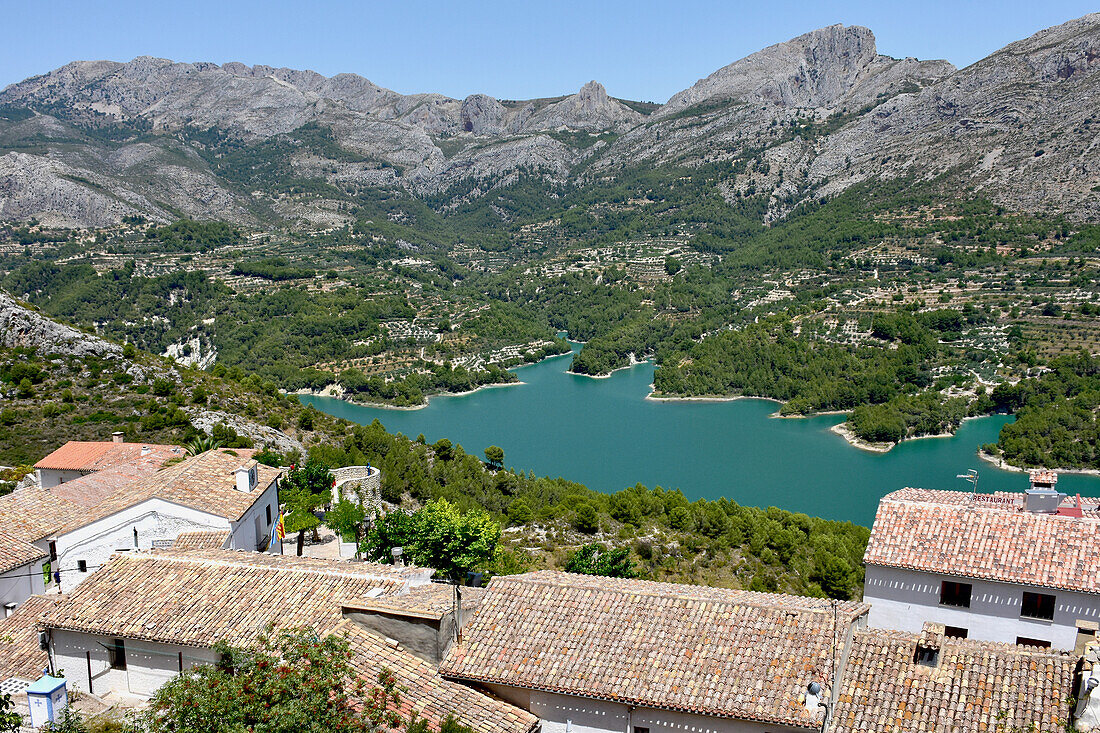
[186, 409, 305, 454]
[0, 290, 122, 358]
[658, 25, 952, 115]
[805, 12, 1100, 218]
[519, 81, 643, 131]
[460, 94, 506, 135]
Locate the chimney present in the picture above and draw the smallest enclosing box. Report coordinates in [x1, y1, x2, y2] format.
[391, 546, 404, 567]
[111, 432, 125, 444]
[1078, 620, 1099, 657]
[234, 463, 258, 493]
[141, 445, 151, 457]
[1026, 469, 1065, 513]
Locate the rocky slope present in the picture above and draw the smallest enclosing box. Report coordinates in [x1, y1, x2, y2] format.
[1, 15, 1098, 227]
[0, 290, 121, 357]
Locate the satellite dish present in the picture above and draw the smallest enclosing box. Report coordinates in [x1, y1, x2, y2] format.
[807, 681, 822, 696]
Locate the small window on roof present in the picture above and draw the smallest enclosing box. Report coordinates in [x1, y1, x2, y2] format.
[77, 560, 87, 573]
[944, 625, 968, 639]
[914, 644, 939, 667]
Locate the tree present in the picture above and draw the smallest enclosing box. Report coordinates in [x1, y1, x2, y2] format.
[364, 499, 500, 581]
[573, 503, 599, 534]
[483, 445, 504, 469]
[185, 434, 222, 456]
[664, 256, 681, 276]
[282, 459, 332, 552]
[16, 378, 33, 399]
[122, 342, 138, 360]
[145, 628, 405, 733]
[564, 543, 636, 578]
[0, 692, 22, 733]
[327, 499, 367, 545]
[432, 438, 453, 462]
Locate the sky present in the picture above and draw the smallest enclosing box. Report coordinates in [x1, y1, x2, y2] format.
[2, 1, 1097, 102]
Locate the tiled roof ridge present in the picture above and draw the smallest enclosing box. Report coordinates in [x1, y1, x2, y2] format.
[133, 550, 410, 584]
[499, 571, 866, 616]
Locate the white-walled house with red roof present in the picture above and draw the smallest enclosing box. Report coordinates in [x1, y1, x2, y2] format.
[0, 445, 283, 607]
[863, 471, 1100, 650]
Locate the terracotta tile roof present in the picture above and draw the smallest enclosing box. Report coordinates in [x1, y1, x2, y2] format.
[333, 620, 536, 733]
[34, 441, 182, 472]
[0, 486, 92, 542]
[0, 594, 67, 681]
[171, 530, 231, 550]
[0, 531, 46, 573]
[41, 550, 427, 648]
[0, 450, 278, 543]
[439, 571, 869, 728]
[344, 583, 486, 621]
[864, 488, 1100, 594]
[49, 464, 149, 507]
[830, 626, 1076, 732]
[89, 449, 280, 524]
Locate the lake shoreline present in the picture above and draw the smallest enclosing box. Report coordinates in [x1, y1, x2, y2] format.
[978, 450, 1100, 477]
[296, 348, 576, 410]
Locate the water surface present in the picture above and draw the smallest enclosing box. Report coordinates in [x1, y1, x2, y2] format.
[302, 346, 1099, 527]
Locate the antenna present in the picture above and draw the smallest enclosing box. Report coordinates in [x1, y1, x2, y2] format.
[956, 469, 979, 499]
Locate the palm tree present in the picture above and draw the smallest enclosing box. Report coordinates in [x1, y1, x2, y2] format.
[185, 434, 222, 456]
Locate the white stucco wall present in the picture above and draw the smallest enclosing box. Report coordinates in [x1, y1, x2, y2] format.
[36, 469, 86, 489]
[0, 560, 46, 611]
[864, 564, 1100, 649]
[483, 684, 807, 733]
[53, 499, 232, 592]
[50, 629, 216, 699]
[228, 480, 280, 553]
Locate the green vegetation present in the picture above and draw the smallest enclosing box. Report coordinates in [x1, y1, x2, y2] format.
[362, 498, 501, 580]
[146, 627, 471, 733]
[993, 352, 1100, 469]
[232, 257, 315, 281]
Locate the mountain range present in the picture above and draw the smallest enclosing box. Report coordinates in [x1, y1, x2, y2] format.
[1, 14, 1098, 229]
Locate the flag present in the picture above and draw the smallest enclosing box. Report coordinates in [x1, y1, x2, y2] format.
[270, 512, 286, 547]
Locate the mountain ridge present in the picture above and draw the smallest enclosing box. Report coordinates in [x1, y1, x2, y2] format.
[1, 15, 1098, 228]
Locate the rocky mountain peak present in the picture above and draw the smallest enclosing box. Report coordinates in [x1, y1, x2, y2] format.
[659, 24, 931, 114]
[519, 80, 642, 132]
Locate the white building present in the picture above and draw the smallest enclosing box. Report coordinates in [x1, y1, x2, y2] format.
[863, 472, 1100, 650]
[35, 549, 533, 733]
[440, 571, 871, 733]
[0, 448, 284, 603]
[32, 435, 181, 489]
[0, 534, 47, 616]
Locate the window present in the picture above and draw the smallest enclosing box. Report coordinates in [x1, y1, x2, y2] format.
[940, 581, 972, 608]
[77, 560, 87, 573]
[633, 728, 650, 733]
[914, 644, 939, 667]
[48, 542, 57, 562]
[133, 528, 139, 548]
[108, 639, 127, 670]
[944, 626, 968, 639]
[1016, 636, 1051, 648]
[1021, 592, 1056, 621]
[266, 505, 272, 525]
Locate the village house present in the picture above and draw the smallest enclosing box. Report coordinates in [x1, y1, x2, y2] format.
[0, 447, 283, 605]
[33, 435, 182, 489]
[829, 621, 1079, 732]
[439, 570, 871, 733]
[863, 471, 1100, 649]
[34, 549, 535, 733]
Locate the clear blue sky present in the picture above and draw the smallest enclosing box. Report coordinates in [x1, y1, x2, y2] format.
[2, 1, 1097, 102]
